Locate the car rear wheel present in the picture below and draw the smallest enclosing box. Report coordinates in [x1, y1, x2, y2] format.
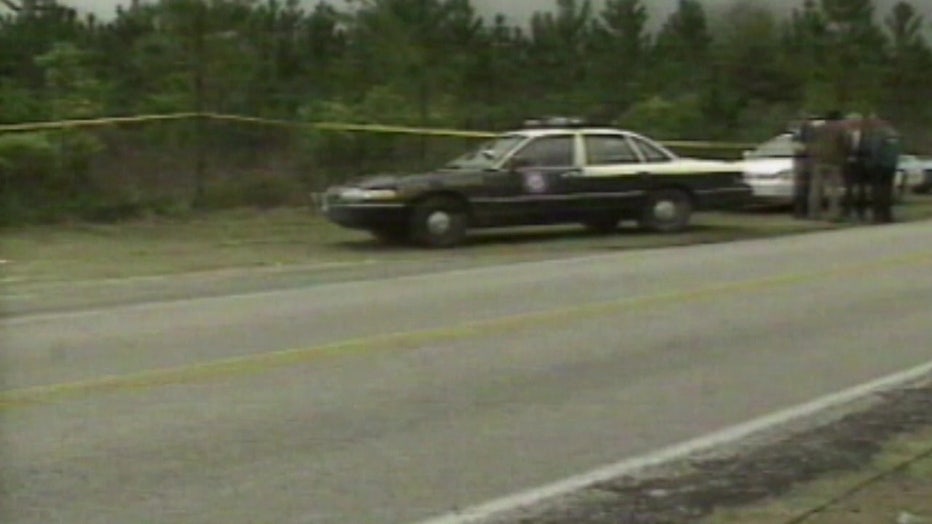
[410, 196, 468, 248]
[639, 188, 693, 233]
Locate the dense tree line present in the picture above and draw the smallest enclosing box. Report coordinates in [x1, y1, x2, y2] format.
[1, 0, 931, 222]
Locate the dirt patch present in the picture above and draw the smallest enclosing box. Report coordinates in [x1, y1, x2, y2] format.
[498, 384, 932, 524]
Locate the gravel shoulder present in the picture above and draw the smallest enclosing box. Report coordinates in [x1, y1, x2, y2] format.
[491, 381, 932, 524]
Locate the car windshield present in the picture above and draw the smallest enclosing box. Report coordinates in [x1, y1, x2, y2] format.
[746, 134, 795, 159]
[445, 134, 526, 169]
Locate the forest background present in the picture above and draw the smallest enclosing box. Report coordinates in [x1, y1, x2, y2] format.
[1, 0, 930, 223]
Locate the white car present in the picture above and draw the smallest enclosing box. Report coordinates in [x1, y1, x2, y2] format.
[738, 133, 922, 204]
[737, 134, 796, 204]
[896, 155, 928, 195]
[914, 157, 932, 194]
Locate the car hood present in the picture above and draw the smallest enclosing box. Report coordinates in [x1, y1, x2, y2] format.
[346, 174, 403, 189]
[734, 157, 793, 176]
[343, 169, 481, 190]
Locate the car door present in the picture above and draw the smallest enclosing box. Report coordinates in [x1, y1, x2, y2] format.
[574, 133, 649, 214]
[506, 134, 581, 223]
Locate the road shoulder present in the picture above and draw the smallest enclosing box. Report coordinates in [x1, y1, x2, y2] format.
[486, 379, 932, 524]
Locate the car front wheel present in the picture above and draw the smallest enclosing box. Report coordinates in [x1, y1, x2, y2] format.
[639, 188, 693, 233]
[410, 196, 468, 248]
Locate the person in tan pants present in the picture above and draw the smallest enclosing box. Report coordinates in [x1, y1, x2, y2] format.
[808, 112, 848, 221]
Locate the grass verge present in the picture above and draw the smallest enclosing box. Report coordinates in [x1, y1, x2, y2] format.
[2, 197, 931, 285]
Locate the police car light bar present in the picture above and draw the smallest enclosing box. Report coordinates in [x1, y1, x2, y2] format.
[523, 116, 588, 129]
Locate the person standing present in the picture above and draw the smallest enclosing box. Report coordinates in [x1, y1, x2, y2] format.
[842, 113, 869, 222]
[857, 116, 901, 223]
[808, 111, 847, 221]
[792, 117, 821, 219]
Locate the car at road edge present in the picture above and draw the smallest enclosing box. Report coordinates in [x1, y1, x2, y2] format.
[738, 133, 926, 205]
[319, 120, 752, 247]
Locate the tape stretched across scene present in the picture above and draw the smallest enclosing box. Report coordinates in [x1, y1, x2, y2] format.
[0, 113, 755, 149]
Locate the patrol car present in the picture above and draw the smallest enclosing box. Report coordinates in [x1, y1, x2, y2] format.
[320, 119, 752, 247]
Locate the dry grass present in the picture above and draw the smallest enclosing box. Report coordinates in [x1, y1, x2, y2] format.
[2, 197, 931, 285]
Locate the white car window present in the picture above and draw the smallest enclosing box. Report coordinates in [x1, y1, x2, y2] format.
[628, 135, 674, 163]
[513, 135, 575, 167]
[584, 135, 641, 165]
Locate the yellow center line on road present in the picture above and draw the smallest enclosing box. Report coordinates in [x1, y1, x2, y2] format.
[3, 250, 932, 411]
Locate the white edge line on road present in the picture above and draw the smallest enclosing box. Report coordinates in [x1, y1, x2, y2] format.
[414, 360, 932, 524]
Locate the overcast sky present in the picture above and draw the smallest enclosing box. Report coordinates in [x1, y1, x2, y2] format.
[27, 0, 752, 22]
[23, 0, 932, 28]
[51, 0, 682, 22]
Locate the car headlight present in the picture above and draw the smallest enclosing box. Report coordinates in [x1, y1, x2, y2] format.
[339, 188, 399, 201]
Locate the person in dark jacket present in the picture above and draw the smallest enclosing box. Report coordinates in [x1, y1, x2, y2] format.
[856, 116, 901, 223]
[841, 113, 869, 222]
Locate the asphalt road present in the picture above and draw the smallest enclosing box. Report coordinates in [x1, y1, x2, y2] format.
[2, 222, 932, 524]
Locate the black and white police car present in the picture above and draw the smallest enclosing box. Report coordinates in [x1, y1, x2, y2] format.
[320, 118, 752, 247]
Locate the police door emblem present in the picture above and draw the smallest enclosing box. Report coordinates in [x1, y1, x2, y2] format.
[523, 172, 548, 194]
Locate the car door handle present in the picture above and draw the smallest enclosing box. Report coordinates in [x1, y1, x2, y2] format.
[561, 169, 584, 178]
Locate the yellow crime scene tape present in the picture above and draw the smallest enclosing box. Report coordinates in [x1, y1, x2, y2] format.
[0, 112, 201, 132]
[204, 113, 499, 139]
[0, 112, 754, 149]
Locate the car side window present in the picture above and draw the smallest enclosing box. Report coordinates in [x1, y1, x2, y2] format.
[629, 136, 674, 163]
[513, 135, 574, 167]
[585, 135, 641, 165]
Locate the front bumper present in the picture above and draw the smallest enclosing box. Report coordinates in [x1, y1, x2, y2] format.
[319, 192, 409, 230]
[696, 184, 755, 209]
[745, 179, 794, 203]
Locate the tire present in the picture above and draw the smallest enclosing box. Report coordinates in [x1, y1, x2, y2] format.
[582, 215, 620, 234]
[410, 196, 468, 248]
[639, 188, 693, 233]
